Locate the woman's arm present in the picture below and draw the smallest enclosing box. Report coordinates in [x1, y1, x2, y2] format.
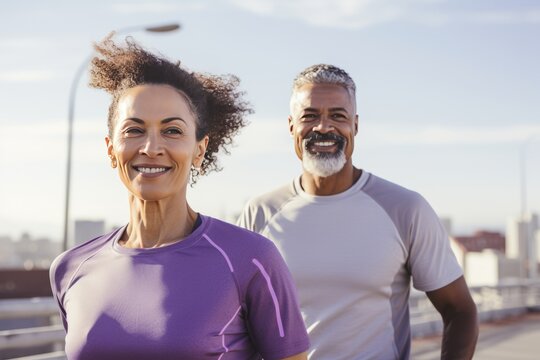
[281, 351, 308, 360]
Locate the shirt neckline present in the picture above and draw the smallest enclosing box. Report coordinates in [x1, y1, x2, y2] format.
[292, 170, 370, 203]
[111, 214, 211, 255]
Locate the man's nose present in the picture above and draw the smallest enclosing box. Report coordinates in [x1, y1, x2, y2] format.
[139, 132, 164, 157]
[312, 116, 334, 133]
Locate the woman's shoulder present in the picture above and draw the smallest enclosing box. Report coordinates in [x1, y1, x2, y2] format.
[202, 215, 281, 260]
[50, 227, 123, 284]
[201, 215, 292, 295]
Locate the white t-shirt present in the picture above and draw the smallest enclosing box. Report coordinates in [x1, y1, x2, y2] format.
[238, 171, 462, 360]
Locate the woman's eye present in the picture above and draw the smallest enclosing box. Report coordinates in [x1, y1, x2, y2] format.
[124, 128, 144, 136]
[164, 128, 183, 135]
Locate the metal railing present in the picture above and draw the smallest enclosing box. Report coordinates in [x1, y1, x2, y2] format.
[409, 279, 540, 337]
[0, 297, 64, 359]
[1, 280, 540, 359]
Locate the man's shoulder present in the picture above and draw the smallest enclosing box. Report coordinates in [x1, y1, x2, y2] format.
[363, 172, 426, 209]
[246, 182, 297, 211]
[238, 180, 298, 233]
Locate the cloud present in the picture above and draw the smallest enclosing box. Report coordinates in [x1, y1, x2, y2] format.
[233, 117, 292, 155]
[111, 1, 208, 14]
[229, 0, 410, 28]
[364, 123, 540, 145]
[0, 70, 55, 82]
[0, 38, 57, 50]
[228, 0, 540, 28]
[1, 118, 107, 164]
[464, 9, 540, 25]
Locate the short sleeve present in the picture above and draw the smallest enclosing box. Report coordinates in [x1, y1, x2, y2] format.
[236, 201, 256, 231]
[408, 195, 463, 292]
[49, 254, 68, 331]
[244, 243, 310, 360]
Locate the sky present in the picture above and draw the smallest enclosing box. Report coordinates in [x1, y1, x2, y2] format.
[1, 0, 539, 243]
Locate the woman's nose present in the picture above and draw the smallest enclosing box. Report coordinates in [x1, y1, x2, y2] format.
[139, 132, 164, 157]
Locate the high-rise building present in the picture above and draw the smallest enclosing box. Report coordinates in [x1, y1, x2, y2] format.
[506, 213, 539, 279]
[0, 236, 20, 268]
[439, 217, 453, 236]
[74, 220, 105, 247]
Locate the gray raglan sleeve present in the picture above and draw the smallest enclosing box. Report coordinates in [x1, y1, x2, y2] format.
[363, 174, 463, 292]
[237, 184, 294, 234]
[407, 194, 463, 292]
[237, 198, 275, 234]
[237, 200, 259, 232]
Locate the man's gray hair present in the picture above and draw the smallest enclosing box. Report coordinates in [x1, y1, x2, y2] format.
[292, 64, 356, 96]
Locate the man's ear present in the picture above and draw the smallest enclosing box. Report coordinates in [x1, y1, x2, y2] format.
[288, 116, 294, 137]
[354, 115, 359, 135]
[193, 135, 209, 168]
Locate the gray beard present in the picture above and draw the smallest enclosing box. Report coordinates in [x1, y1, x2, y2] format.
[302, 147, 346, 178]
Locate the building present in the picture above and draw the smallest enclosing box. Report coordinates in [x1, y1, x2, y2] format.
[439, 217, 453, 236]
[506, 213, 539, 279]
[453, 231, 505, 253]
[0, 236, 21, 268]
[74, 220, 105, 246]
[450, 230, 520, 286]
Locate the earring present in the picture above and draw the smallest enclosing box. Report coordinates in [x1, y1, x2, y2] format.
[191, 164, 204, 175]
[110, 157, 117, 168]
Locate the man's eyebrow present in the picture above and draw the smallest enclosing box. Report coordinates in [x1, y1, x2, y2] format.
[302, 107, 349, 112]
[329, 107, 348, 112]
[123, 117, 186, 124]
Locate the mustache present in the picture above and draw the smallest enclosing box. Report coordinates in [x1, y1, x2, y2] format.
[303, 132, 345, 145]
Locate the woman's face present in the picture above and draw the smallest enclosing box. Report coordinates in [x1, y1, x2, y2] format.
[106, 84, 208, 201]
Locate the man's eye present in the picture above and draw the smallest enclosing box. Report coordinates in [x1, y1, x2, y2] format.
[332, 113, 346, 120]
[302, 114, 317, 121]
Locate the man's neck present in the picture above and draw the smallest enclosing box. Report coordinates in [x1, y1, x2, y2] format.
[300, 164, 362, 196]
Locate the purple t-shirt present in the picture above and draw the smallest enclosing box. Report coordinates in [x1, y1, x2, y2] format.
[49, 215, 309, 360]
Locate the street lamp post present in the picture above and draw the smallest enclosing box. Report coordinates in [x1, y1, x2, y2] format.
[518, 135, 540, 279]
[520, 135, 539, 217]
[62, 23, 180, 252]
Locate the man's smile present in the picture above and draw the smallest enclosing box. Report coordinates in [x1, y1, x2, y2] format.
[304, 132, 345, 155]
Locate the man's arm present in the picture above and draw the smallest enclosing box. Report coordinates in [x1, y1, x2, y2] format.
[426, 276, 479, 360]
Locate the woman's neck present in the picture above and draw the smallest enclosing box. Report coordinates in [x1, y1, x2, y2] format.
[120, 194, 197, 249]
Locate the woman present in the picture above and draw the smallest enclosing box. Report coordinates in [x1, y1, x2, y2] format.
[49, 36, 309, 360]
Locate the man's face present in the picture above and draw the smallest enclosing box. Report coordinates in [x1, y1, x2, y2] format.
[288, 83, 358, 177]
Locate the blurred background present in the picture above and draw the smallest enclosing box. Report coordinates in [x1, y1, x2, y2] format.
[1, 0, 539, 248]
[0, 0, 539, 358]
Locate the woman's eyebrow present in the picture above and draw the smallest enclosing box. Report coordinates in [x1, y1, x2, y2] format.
[161, 117, 186, 124]
[123, 117, 186, 124]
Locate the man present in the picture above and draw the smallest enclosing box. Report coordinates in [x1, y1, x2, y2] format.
[238, 64, 478, 359]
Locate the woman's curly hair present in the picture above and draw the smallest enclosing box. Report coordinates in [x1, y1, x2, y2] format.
[89, 35, 252, 183]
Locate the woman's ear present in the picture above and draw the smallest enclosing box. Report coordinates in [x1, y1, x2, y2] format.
[105, 136, 117, 168]
[192, 135, 209, 169]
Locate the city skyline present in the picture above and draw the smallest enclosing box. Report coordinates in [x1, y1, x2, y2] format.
[1, 0, 540, 241]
